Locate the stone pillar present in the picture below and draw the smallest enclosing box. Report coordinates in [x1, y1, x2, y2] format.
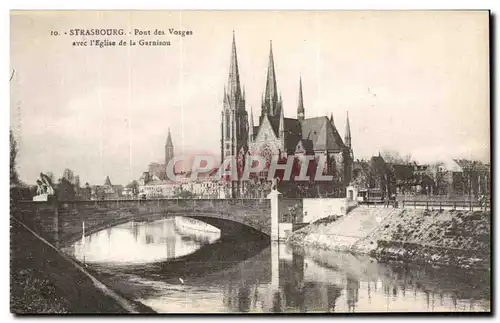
[271, 241, 280, 290]
[268, 189, 281, 242]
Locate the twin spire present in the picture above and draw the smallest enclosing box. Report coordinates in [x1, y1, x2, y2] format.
[227, 31, 241, 103]
[263, 40, 279, 116]
[226, 32, 352, 149]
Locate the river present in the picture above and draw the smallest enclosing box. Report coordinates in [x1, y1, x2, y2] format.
[62, 216, 490, 313]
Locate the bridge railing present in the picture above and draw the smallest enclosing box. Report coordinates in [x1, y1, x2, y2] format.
[400, 199, 489, 211]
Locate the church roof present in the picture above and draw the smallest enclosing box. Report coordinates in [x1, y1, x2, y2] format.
[284, 118, 302, 151]
[261, 115, 346, 153]
[295, 139, 314, 154]
[301, 116, 345, 152]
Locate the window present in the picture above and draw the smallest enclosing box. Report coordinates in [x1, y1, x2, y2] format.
[225, 113, 230, 140]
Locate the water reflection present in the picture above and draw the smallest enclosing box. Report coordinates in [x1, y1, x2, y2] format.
[65, 217, 221, 265]
[67, 217, 490, 313]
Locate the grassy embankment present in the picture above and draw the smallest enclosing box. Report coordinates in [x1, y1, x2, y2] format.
[10, 218, 155, 314]
[287, 207, 490, 269]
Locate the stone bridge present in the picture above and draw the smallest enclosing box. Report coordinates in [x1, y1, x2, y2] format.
[14, 198, 272, 246]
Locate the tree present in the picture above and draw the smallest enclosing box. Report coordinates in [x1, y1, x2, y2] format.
[175, 189, 196, 199]
[10, 130, 19, 186]
[381, 150, 413, 164]
[126, 180, 139, 198]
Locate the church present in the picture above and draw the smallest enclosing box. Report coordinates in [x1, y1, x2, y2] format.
[146, 128, 175, 181]
[220, 33, 354, 197]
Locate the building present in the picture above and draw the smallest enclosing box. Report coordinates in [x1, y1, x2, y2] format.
[221, 33, 353, 197]
[138, 181, 178, 199]
[81, 182, 92, 200]
[181, 168, 226, 198]
[148, 162, 165, 181]
[434, 159, 490, 197]
[90, 176, 122, 200]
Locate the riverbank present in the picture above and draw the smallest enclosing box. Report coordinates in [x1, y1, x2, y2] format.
[287, 207, 490, 269]
[10, 218, 155, 314]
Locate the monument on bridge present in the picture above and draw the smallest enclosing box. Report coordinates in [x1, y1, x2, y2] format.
[33, 173, 55, 202]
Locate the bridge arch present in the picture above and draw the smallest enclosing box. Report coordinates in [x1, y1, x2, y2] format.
[15, 199, 272, 246]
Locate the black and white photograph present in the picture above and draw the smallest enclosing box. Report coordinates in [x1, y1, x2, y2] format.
[9, 10, 491, 314]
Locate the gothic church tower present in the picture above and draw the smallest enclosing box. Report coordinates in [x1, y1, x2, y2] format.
[260, 41, 283, 122]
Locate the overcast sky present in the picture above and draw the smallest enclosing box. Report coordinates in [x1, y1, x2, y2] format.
[10, 10, 490, 185]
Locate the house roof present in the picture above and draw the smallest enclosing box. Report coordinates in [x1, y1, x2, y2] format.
[454, 159, 489, 172]
[392, 164, 414, 180]
[441, 159, 463, 172]
[354, 160, 369, 170]
[370, 156, 386, 174]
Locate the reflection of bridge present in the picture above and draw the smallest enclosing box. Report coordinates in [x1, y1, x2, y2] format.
[14, 199, 271, 246]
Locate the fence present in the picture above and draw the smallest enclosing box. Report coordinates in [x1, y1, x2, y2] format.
[359, 198, 490, 211]
[400, 199, 490, 211]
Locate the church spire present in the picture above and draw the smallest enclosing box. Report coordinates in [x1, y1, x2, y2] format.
[227, 31, 241, 103]
[249, 107, 255, 142]
[345, 111, 351, 149]
[330, 113, 335, 127]
[263, 40, 279, 116]
[297, 75, 305, 121]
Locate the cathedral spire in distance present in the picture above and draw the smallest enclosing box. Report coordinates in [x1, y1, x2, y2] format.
[227, 31, 241, 103]
[297, 75, 305, 121]
[165, 128, 174, 168]
[166, 128, 173, 146]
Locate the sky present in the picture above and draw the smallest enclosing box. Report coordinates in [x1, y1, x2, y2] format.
[10, 10, 490, 185]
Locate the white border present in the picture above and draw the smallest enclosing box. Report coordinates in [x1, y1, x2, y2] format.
[2, 1, 498, 323]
